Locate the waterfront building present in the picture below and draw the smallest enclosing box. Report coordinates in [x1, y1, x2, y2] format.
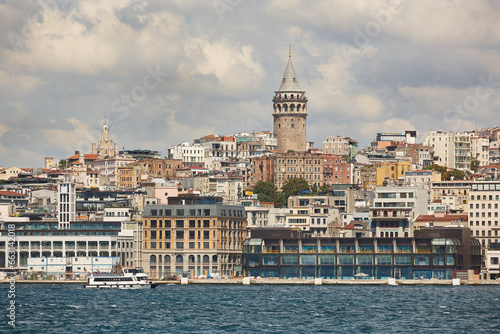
[468, 181, 500, 256]
[0, 217, 135, 271]
[141, 196, 247, 278]
[27, 256, 120, 277]
[241, 226, 481, 279]
[273, 49, 308, 152]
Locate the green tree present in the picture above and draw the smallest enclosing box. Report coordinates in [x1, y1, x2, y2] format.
[58, 159, 68, 170]
[319, 184, 331, 194]
[253, 180, 278, 203]
[424, 164, 467, 181]
[470, 157, 479, 171]
[281, 178, 310, 200]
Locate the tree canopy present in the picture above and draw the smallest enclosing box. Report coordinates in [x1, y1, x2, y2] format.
[423, 164, 467, 181]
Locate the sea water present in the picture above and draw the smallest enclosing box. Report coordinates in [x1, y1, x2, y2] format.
[1, 283, 499, 333]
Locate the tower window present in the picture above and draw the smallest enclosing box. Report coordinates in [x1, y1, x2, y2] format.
[291, 124, 294, 128]
[290, 105, 294, 111]
[284, 105, 288, 111]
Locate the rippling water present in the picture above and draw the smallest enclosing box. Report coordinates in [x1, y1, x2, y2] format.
[1, 283, 500, 333]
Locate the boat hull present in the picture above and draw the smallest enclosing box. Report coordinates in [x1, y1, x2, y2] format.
[83, 282, 156, 289]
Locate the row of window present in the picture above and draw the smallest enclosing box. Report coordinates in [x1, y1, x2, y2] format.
[470, 194, 500, 200]
[245, 254, 457, 266]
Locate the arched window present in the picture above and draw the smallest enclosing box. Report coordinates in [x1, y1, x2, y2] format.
[164, 255, 171, 263]
[189, 255, 195, 264]
[395, 232, 399, 238]
[176, 255, 183, 263]
[383, 210, 388, 217]
[284, 105, 288, 111]
[203, 255, 209, 264]
[390, 232, 394, 238]
[393, 211, 397, 217]
[291, 124, 295, 128]
[404, 232, 408, 238]
[291, 94, 294, 99]
[212, 255, 218, 263]
[150, 255, 157, 264]
[284, 94, 287, 99]
[290, 105, 294, 111]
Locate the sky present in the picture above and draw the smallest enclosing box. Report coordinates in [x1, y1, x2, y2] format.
[1, 0, 500, 168]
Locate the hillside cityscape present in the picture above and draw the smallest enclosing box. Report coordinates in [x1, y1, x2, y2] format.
[1, 51, 499, 283]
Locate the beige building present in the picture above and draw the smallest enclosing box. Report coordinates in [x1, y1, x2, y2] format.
[142, 200, 247, 278]
[431, 181, 472, 213]
[274, 153, 323, 189]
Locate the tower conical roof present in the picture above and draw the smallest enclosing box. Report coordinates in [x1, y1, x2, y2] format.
[278, 50, 302, 92]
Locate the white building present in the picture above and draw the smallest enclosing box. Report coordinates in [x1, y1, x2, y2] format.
[425, 130, 471, 170]
[58, 182, 76, 229]
[370, 186, 429, 238]
[470, 136, 490, 167]
[167, 142, 205, 167]
[245, 206, 269, 227]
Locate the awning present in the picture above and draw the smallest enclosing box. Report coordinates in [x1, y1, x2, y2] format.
[249, 238, 262, 246]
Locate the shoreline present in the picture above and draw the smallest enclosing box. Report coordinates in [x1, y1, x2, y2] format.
[2, 278, 500, 285]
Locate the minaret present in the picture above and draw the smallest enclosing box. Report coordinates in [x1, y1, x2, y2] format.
[273, 47, 308, 152]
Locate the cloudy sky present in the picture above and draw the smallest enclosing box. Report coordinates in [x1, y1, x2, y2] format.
[1, 0, 500, 168]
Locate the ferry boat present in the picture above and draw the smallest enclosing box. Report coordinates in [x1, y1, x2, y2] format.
[83, 267, 158, 289]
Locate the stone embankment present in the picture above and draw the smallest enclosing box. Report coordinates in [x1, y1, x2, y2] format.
[2, 278, 500, 285]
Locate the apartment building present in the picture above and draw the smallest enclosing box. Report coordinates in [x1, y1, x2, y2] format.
[274, 153, 324, 189]
[167, 142, 205, 167]
[322, 136, 358, 159]
[430, 181, 472, 213]
[141, 197, 247, 278]
[468, 181, 500, 255]
[322, 154, 352, 185]
[403, 170, 442, 190]
[370, 186, 428, 238]
[425, 131, 471, 170]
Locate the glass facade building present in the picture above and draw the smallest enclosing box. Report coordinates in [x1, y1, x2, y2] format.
[242, 227, 481, 280]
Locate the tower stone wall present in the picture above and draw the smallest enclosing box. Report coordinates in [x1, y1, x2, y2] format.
[273, 51, 307, 152]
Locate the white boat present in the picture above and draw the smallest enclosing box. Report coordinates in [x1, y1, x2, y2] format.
[83, 267, 158, 289]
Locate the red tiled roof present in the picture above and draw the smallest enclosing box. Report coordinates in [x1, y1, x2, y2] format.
[414, 214, 468, 222]
[68, 154, 99, 160]
[0, 191, 28, 197]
